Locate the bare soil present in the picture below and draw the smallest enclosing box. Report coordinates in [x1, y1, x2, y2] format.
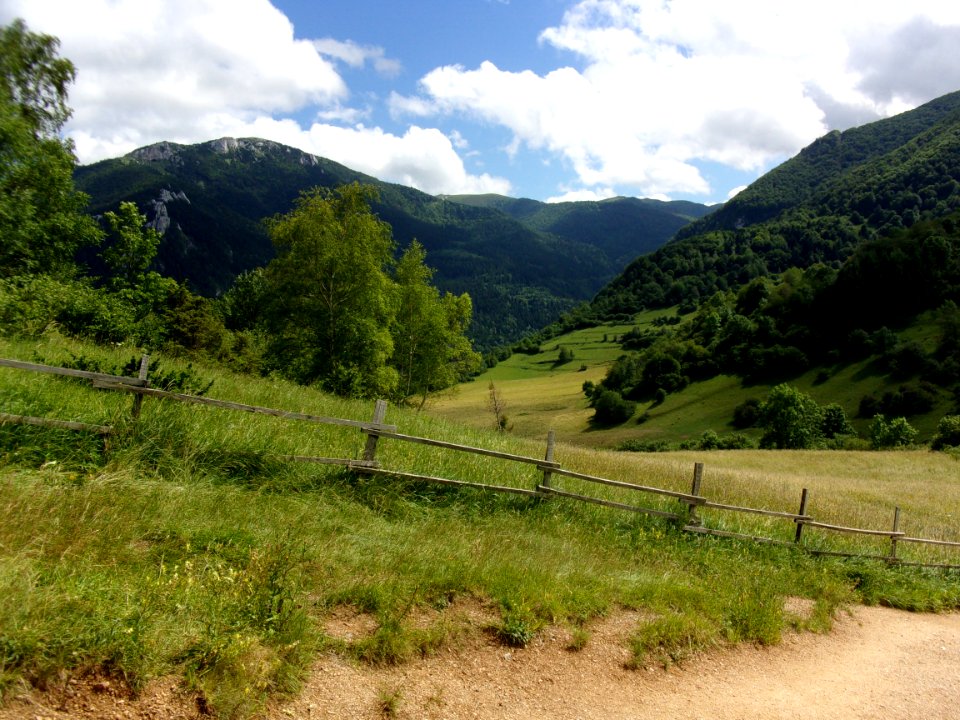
[3, 604, 958, 720]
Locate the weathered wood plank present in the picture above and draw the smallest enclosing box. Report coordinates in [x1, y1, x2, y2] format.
[895, 559, 960, 570]
[0, 412, 113, 435]
[537, 484, 683, 519]
[899, 536, 960, 548]
[358, 466, 541, 496]
[92, 381, 396, 431]
[0, 358, 147, 386]
[701, 500, 812, 521]
[683, 524, 794, 547]
[548, 467, 704, 503]
[275, 455, 379, 468]
[801, 519, 905, 538]
[365, 429, 559, 467]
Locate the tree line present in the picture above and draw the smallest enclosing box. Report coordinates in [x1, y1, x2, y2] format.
[0, 19, 479, 405]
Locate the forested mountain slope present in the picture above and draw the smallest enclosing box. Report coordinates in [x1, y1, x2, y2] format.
[592, 90, 960, 318]
[75, 139, 705, 348]
[446, 194, 711, 267]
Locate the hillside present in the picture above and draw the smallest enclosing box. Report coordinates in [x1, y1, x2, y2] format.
[445, 193, 711, 266]
[1, 333, 959, 719]
[74, 139, 706, 348]
[457, 92, 960, 450]
[592, 90, 960, 318]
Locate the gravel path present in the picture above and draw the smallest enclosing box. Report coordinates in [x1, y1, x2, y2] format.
[274, 604, 960, 720]
[3, 605, 958, 719]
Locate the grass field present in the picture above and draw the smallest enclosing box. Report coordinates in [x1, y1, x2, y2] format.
[1, 333, 959, 718]
[428, 311, 955, 447]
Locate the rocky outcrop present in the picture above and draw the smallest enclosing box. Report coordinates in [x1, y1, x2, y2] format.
[147, 189, 190, 235]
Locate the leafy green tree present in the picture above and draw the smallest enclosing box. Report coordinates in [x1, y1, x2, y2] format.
[592, 389, 637, 425]
[0, 19, 100, 277]
[218, 267, 268, 331]
[869, 415, 918, 449]
[101, 201, 161, 291]
[821, 403, 855, 439]
[758, 384, 824, 449]
[931, 415, 960, 450]
[391, 240, 480, 408]
[263, 183, 397, 396]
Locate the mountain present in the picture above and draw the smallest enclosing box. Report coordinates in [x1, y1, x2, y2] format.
[74, 138, 706, 348]
[444, 194, 711, 267]
[590, 90, 960, 319]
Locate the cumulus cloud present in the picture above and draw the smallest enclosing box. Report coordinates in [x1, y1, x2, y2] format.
[2, 0, 344, 154]
[850, 17, 960, 106]
[402, 0, 960, 198]
[546, 187, 618, 203]
[313, 38, 402, 77]
[4, 0, 960, 201]
[0, 0, 506, 195]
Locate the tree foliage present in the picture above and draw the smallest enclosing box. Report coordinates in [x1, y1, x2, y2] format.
[392, 240, 480, 407]
[263, 183, 397, 396]
[262, 184, 478, 400]
[758, 384, 825, 449]
[101, 201, 162, 291]
[0, 19, 100, 277]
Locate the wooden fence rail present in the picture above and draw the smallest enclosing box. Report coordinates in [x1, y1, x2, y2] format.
[1, 355, 958, 570]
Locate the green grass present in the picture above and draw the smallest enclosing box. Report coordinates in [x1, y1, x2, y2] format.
[431, 311, 956, 448]
[1, 333, 959, 718]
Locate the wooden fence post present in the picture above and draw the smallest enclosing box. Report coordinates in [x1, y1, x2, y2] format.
[890, 506, 901, 561]
[540, 430, 556, 493]
[131, 354, 150, 420]
[687, 462, 704, 526]
[794, 488, 809, 543]
[362, 399, 388, 465]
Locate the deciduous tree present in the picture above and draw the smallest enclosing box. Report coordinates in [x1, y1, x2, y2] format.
[392, 240, 480, 408]
[0, 19, 100, 277]
[263, 183, 398, 397]
[759, 384, 824, 449]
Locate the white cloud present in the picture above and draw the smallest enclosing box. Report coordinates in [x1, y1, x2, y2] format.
[313, 38, 402, 77]
[408, 0, 960, 198]
[189, 116, 512, 196]
[296, 123, 512, 196]
[546, 187, 617, 203]
[5, 0, 960, 202]
[0, 0, 504, 196]
[3, 0, 345, 156]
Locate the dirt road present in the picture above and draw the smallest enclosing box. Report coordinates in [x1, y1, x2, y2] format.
[3, 604, 958, 719]
[277, 604, 960, 720]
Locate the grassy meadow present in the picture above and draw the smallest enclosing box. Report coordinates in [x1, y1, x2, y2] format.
[1, 333, 959, 718]
[428, 310, 956, 447]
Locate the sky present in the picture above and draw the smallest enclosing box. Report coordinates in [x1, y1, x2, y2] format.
[3, 1, 960, 204]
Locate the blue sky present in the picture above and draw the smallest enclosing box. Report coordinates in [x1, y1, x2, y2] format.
[4, 1, 960, 204]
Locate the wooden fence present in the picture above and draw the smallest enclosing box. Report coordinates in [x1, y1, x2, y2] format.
[2, 355, 959, 570]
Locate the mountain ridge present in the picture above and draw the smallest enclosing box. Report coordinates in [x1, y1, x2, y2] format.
[75, 137, 706, 348]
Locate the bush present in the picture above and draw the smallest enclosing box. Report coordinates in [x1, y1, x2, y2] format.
[591, 390, 637, 425]
[869, 415, 918, 449]
[732, 398, 761, 429]
[617, 439, 671, 452]
[931, 415, 960, 450]
[821, 404, 855, 439]
[759, 384, 824, 449]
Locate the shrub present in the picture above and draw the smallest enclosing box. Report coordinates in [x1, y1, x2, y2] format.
[617, 439, 671, 452]
[591, 390, 637, 425]
[758, 384, 824, 449]
[732, 398, 761, 428]
[821, 403, 855, 439]
[931, 415, 960, 450]
[869, 415, 918, 449]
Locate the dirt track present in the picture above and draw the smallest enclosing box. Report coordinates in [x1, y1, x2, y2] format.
[276, 604, 960, 720]
[3, 605, 958, 719]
